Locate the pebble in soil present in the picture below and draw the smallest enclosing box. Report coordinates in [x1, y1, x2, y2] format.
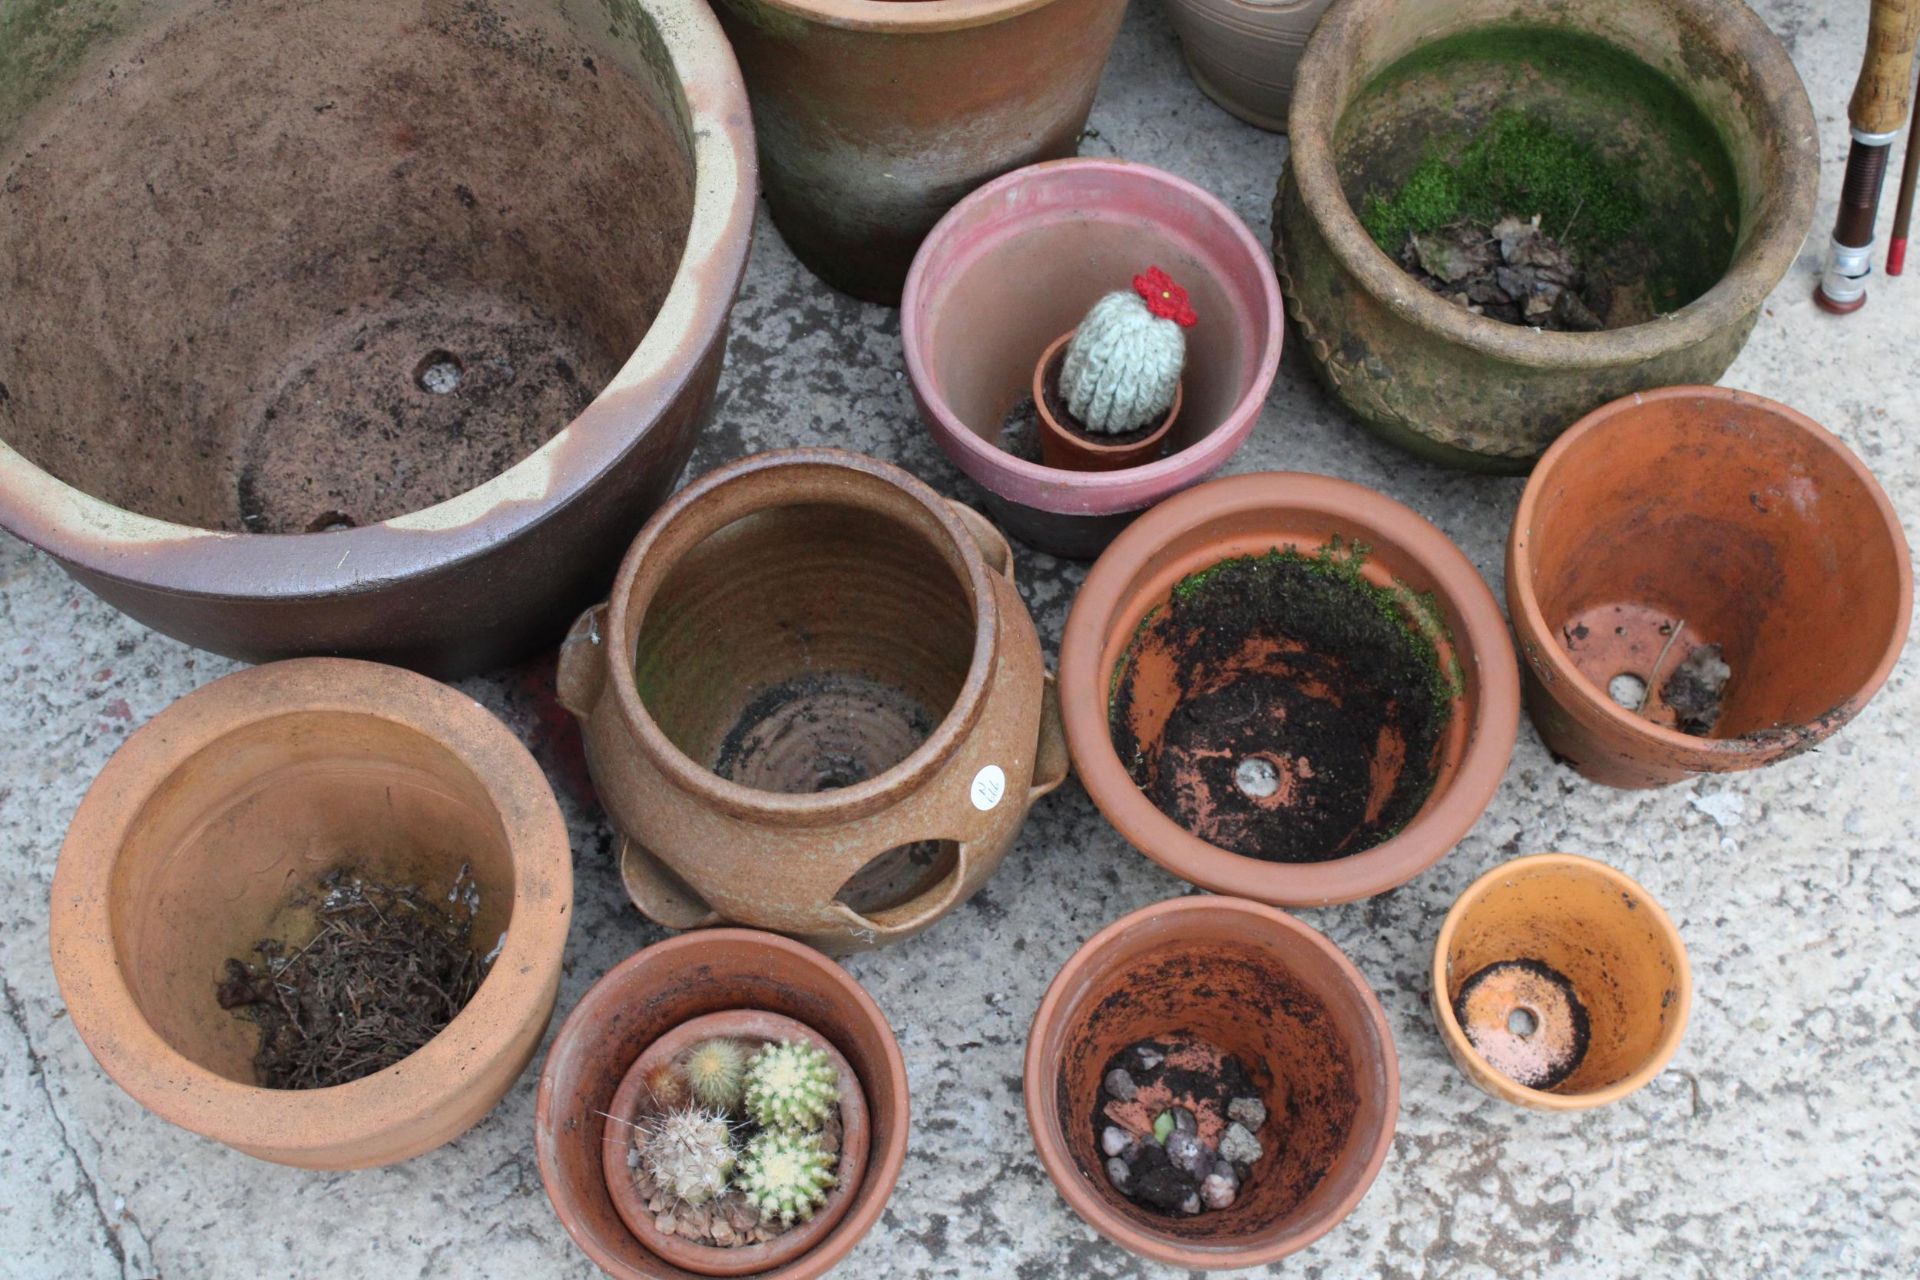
[215, 865, 490, 1090]
[1093, 1036, 1274, 1217]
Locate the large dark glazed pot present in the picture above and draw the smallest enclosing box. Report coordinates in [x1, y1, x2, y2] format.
[0, 0, 756, 674]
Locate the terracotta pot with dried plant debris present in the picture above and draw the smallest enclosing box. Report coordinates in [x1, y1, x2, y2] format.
[536, 929, 909, 1280]
[1509, 387, 1912, 788]
[1432, 853, 1690, 1110]
[49, 659, 572, 1169]
[557, 448, 1068, 953]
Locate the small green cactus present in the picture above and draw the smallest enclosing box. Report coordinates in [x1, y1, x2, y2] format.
[1057, 266, 1198, 435]
[683, 1037, 749, 1112]
[744, 1040, 840, 1132]
[638, 1106, 736, 1207]
[739, 1129, 838, 1225]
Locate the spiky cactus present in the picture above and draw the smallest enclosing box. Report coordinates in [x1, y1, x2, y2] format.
[683, 1037, 748, 1112]
[744, 1040, 840, 1132]
[1058, 266, 1198, 435]
[638, 1106, 736, 1207]
[642, 1060, 688, 1109]
[739, 1129, 837, 1225]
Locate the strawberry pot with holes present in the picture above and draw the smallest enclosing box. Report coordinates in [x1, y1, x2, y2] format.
[556, 448, 1070, 953]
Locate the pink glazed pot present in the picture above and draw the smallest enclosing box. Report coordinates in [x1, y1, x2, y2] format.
[902, 160, 1284, 559]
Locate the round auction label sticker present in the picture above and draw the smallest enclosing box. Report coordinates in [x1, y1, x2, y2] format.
[970, 764, 1007, 811]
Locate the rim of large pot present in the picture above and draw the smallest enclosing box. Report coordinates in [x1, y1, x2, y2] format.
[1431, 853, 1692, 1111]
[1023, 895, 1400, 1269]
[535, 928, 912, 1280]
[47, 659, 573, 1163]
[0, 0, 755, 604]
[901, 159, 1285, 518]
[1058, 471, 1520, 904]
[721, 0, 1069, 36]
[1508, 385, 1915, 765]
[603, 447, 1001, 827]
[1285, 0, 1818, 371]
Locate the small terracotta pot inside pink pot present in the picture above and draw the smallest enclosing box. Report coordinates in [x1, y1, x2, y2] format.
[536, 930, 909, 1280]
[1509, 386, 1912, 788]
[902, 158, 1284, 559]
[1058, 472, 1520, 905]
[1033, 330, 1183, 473]
[1025, 896, 1398, 1269]
[602, 1010, 869, 1277]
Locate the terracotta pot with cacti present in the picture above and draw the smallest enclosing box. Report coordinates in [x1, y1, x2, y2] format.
[1509, 387, 1912, 788]
[536, 930, 909, 1280]
[1059, 472, 1519, 905]
[557, 448, 1068, 953]
[49, 659, 573, 1169]
[904, 160, 1285, 558]
[1025, 896, 1398, 1268]
[1433, 854, 1690, 1110]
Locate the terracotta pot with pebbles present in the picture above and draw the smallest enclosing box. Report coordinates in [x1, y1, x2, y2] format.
[1026, 896, 1398, 1269]
[903, 159, 1285, 558]
[49, 660, 572, 1169]
[1433, 854, 1690, 1110]
[1059, 472, 1519, 906]
[557, 448, 1068, 954]
[1273, 0, 1817, 469]
[1509, 387, 1912, 789]
[0, 0, 755, 675]
[537, 930, 909, 1280]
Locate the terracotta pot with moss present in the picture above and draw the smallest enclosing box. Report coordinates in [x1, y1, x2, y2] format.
[1509, 387, 1912, 788]
[1025, 895, 1398, 1268]
[49, 659, 573, 1169]
[537, 929, 910, 1280]
[1273, 0, 1817, 469]
[1433, 854, 1690, 1109]
[1059, 472, 1519, 905]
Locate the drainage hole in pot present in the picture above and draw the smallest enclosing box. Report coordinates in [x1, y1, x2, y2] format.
[305, 510, 357, 534]
[1094, 1035, 1270, 1218]
[1234, 757, 1281, 799]
[1607, 673, 1648, 709]
[1507, 1007, 1539, 1038]
[1453, 958, 1590, 1091]
[413, 350, 464, 394]
[834, 840, 960, 922]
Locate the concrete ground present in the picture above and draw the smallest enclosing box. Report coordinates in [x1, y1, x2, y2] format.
[2, 1, 1915, 1276]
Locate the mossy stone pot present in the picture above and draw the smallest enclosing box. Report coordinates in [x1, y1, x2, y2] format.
[1025, 896, 1398, 1268]
[1508, 387, 1912, 788]
[1433, 854, 1690, 1110]
[557, 448, 1069, 954]
[537, 930, 909, 1280]
[0, 0, 755, 675]
[711, 0, 1127, 304]
[1058, 472, 1519, 904]
[48, 659, 573, 1169]
[1272, 0, 1817, 470]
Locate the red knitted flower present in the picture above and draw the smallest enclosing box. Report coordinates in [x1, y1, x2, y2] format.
[1133, 266, 1198, 328]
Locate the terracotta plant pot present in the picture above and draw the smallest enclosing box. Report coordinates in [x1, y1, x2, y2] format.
[1272, 0, 1817, 470]
[537, 929, 909, 1280]
[712, 0, 1127, 304]
[904, 159, 1285, 559]
[0, 0, 755, 675]
[1059, 472, 1519, 905]
[1432, 854, 1690, 1109]
[48, 659, 572, 1169]
[1164, 0, 1336, 132]
[1025, 896, 1398, 1269]
[1508, 386, 1913, 788]
[557, 448, 1069, 953]
[1032, 330, 1184, 473]
[603, 1010, 869, 1277]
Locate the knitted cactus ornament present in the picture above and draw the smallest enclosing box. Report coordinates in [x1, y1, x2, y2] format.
[1058, 266, 1199, 434]
[739, 1129, 838, 1226]
[743, 1039, 840, 1132]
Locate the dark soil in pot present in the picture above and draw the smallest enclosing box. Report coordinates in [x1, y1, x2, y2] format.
[1339, 27, 1739, 330]
[1093, 1036, 1274, 1218]
[1040, 348, 1173, 451]
[215, 865, 492, 1090]
[0, 0, 694, 533]
[1108, 546, 1454, 862]
[1450, 958, 1591, 1091]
